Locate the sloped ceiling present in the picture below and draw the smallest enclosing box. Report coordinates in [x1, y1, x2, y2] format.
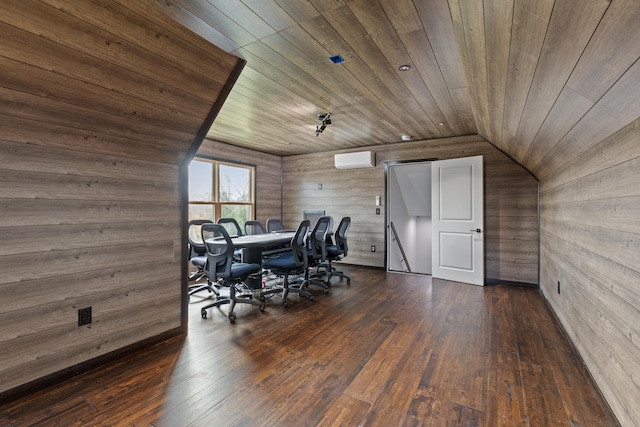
[157, 0, 640, 179]
[1, 0, 242, 166]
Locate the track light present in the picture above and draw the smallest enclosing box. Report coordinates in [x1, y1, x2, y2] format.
[319, 114, 331, 125]
[315, 113, 331, 136]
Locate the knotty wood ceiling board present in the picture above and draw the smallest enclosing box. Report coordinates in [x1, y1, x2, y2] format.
[159, 0, 640, 179]
[163, 0, 477, 156]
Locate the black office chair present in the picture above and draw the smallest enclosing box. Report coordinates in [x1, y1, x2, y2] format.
[266, 218, 285, 233]
[217, 217, 243, 237]
[217, 217, 243, 261]
[304, 215, 331, 293]
[263, 218, 291, 259]
[325, 216, 351, 285]
[262, 220, 314, 307]
[200, 223, 265, 323]
[303, 209, 325, 232]
[187, 220, 219, 297]
[244, 220, 266, 235]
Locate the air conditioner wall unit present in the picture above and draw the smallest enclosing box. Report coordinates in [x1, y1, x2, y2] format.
[334, 151, 376, 169]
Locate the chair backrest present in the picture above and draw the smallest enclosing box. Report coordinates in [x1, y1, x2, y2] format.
[244, 220, 265, 235]
[217, 217, 242, 237]
[303, 209, 325, 231]
[310, 216, 331, 261]
[266, 218, 285, 233]
[188, 219, 213, 259]
[201, 223, 235, 280]
[335, 216, 351, 256]
[290, 220, 310, 268]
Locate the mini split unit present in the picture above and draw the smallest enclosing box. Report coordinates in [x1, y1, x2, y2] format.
[334, 151, 376, 169]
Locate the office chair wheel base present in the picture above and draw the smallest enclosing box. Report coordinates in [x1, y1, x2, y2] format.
[282, 300, 288, 307]
[308, 295, 314, 301]
[347, 279, 351, 285]
[323, 288, 329, 294]
[228, 314, 236, 323]
[258, 303, 266, 312]
[201, 310, 207, 319]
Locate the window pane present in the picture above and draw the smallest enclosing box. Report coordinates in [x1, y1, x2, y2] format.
[189, 160, 213, 202]
[219, 164, 250, 202]
[189, 204, 214, 223]
[221, 204, 250, 227]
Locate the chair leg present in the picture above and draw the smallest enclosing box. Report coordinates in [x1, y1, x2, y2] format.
[280, 275, 314, 307]
[259, 280, 284, 302]
[302, 266, 329, 293]
[188, 270, 205, 281]
[316, 260, 333, 283]
[331, 270, 351, 285]
[189, 278, 221, 297]
[322, 259, 351, 285]
[200, 280, 265, 323]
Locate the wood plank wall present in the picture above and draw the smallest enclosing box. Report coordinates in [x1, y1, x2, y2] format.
[195, 139, 283, 225]
[540, 117, 640, 427]
[0, 0, 239, 396]
[281, 135, 539, 285]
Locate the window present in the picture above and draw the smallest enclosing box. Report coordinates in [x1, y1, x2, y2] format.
[188, 158, 255, 226]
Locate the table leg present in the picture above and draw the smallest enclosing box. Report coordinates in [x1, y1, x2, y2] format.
[241, 247, 263, 289]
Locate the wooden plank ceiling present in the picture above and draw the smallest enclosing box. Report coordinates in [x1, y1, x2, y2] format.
[158, 0, 640, 179]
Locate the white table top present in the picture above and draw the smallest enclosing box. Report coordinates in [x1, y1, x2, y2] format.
[206, 231, 295, 249]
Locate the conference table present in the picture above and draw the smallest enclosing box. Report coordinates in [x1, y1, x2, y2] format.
[207, 231, 296, 289]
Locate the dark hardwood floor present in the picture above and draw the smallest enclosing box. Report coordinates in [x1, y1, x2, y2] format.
[0, 266, 615, 426]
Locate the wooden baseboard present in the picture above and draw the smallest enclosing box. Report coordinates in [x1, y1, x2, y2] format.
[0, 326, 185, 406]
[485, 277, 540, 288]
[540, 294, 621, 427]
[339, 262, 384, 270]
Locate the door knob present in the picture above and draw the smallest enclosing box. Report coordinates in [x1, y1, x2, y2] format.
[470, 228, 482, 233]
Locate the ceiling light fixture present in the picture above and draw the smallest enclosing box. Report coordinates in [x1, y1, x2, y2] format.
[401, 134, 412, 141]
[399, 64, 411, 71]
[315, 113, 332, 136]
[437, 122, 446, 126]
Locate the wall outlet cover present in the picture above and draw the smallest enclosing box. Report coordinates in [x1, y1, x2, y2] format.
[78, 307, 92, 326]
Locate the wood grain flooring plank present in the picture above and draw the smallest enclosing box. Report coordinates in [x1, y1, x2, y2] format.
[521, 362, 570, 426]
[0, 267, 614, 426]
[484, 287, 527, 427]
[315, 393, 370, 427]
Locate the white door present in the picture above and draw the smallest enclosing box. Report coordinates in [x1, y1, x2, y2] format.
[431, 156, 484, 286]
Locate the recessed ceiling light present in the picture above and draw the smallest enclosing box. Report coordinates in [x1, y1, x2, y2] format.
[399, 64, 411, 71]
[401, 134, 412, 141]
[437, 122, 446, 126]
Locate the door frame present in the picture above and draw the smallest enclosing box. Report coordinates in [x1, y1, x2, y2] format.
[383, 158, 437, 272]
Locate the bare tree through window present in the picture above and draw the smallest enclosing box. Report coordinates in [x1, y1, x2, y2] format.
[188, 159, 254, 228]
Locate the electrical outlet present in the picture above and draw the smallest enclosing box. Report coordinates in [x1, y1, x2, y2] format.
[318, 183, 323, 190]
[78, 307, 92, 326]
[371, 245, 376, 252]
[376, 208, 380, 215]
